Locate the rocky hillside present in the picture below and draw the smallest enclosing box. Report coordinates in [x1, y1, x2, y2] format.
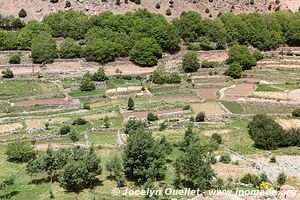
[0, 0, 299, 21]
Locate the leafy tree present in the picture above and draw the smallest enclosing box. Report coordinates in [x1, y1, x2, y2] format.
[84, 39, 118, 63]
[166, 9, 172, 16]
[224, 63, 242, 79]
[18, 9, 27, 18]
[17, 21, 53, 49]
[127, 97, 135, 110]
[0, 175, 15, 198]
[211, 133, 222, 144]
[0, 14, 24, 30]
[173, 11, 204, 42]
[253, 50, 264, 61]
[124, 119, 147, 134]
[92, 67, 107, 82]
[72, 118, 87, 125]
[248, 114, 285, 150]
[195, 112, 205, 122]
[123, 126, 166, 184]
[31, 33, 57, 63]
[59, 38, 82, 59]
[9, 53, 21, 64]
[159, 135, 173, 155]
[6, 141, 36, 163]
[219, 154, 231, 164]
[69, 131, 79, 143]
[182, 51, 200, 73]
[240, 173, 262, 187]
[104, 116, 110, 128]
[1, 69, 14, 78]
[227, 44, 256, 70]
[129, 37, 162, 66]
[105, 156, 125, 186]
[292, 108, 300, 117]
[152, 65, 167, 84]
[175, 141, 216, 190]
[0, 30, 19, 50]
[180, 125, 199, 151]
[80, 72, 95, 91]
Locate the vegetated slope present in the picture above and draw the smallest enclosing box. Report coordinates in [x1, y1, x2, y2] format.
[0, 0, 299, 21]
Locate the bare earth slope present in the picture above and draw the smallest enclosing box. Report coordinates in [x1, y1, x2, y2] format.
[0, 0, 299, 21]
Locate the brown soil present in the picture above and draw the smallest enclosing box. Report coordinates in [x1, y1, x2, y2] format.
[223, 84, 254, 101]
[15, 98, 68, 106]
[194, 88, 219, 100]
[191, 102, 225, 115]
[0, 123, 23, 133]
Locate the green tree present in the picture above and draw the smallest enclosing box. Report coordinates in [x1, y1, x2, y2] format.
[69, 131, 79, 143]
[80, 72, 95, 91]
[92, 67, 107, 82]
[17, 21, 53, 49]
[276, 172, 287, 186]
[224, 63, 242, 79]
[182, 51, 200, 73]
[123, 127, 166, 184]
[152, 65, 167, 84]
[159, 135, 173, 155]
[124, 119, 147, 134]
[84, 39, 118, 63]
[175, 142, 216, 190]
[105, 156, 125, 186]
[31, 33, 57, 63]
[147, 112, 159, 121]
[227, 44, 256, 70]
[129, 37, 162, 66]
[0, 175, 15, 198]
[248, 114, 285, 150]
[6, 141, 36, 163]
[59, 38, 82, 59]
[180, 125, 199, 151]
[127, 97, 135, 110]
[18, 9, 27, 18]
[211, 133, 222, 144]
[104, 116, 110, 128]
[195, 112, 205, 122]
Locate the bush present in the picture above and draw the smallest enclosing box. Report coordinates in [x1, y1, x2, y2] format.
[92, 67, 107, 82]
[183, 105, 190, 110]
[224, 63, 242, 79]
[84, 39, 117, 63]
[201, 60, 220, 68]
[129, 37, 162, 66]
[253, 50, 264, 61]
[147, 113, 159, 121]
[166, 9, 172, 16]
[156, 3, 160, 9]
[72, 118, 87, 125]
[135, 0, 141, 4]
[128, 97, 135, 110]
[240, 173, 262, 187]
[65, 1, 72, 7]
[31, 33, 57, 63]
[277, 172, 287, 186]
[59, 126, 71, 135]
[80, 72, 95, 91]
[227, 44, 256, 70]
[219, 154, 231, 164]
[212, 133, 222, 144]
[9, 53, 21, 64]
[292, 108, 300, 117]
[182, 51, 200, 73]
[270, 156, 276, 163]
[195, 112, 205, 122]
[6, 141, 36, 163]
[59, 38, 82, 59]
[18, 9, 27, 18]
[1, 69, 14, 78]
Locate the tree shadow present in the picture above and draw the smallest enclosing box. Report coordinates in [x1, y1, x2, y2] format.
[0, 191, 20, 199]
[29, 177, 50, 185]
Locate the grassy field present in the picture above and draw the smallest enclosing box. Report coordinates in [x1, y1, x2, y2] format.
[220, 101, 244, 114]
[255, 85, 282, 92]
[0, 80, 62, 100]
[68, 89, 106, 97]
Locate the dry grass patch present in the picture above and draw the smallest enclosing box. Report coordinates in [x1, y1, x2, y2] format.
[191, 101, 225, 115]
[25, 119, 47, 130]
[201, 129, 231, 137]
[0, 123, 23, 133]
[83, 112, 119, 121]
[276, 119, 300, 130]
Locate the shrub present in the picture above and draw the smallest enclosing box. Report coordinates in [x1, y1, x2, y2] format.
[227, 44, 256, 70]
[59, 38, 82, 59]
[72, 118, 87, 125]
[147, 113, 159, 121]
[92, 67, 107, 82]
[80, 72, 95, 91]
[50, 0, 59, 3]
[1, 69, 14, 78]
[156, 3, 160, 9]
[18, 9, 27, 18]
[183, 105, 190, 110]
[240, 173, 262, 187]
[31, 33, 57, 63]
[270, 156, 276, 163]
[59, 126, 71, 135]
[277, 172, 287, 186]
[9, 53, 21, 64]
[182, 51, 200, 73]
[166, 9, 172, 16]
[219, 154, 231, 164]
[129, 37, 162, 66]
[65, 1, 72, 7]
[6, 141, 36, 163]
[201, 60, 220, 68]
[82, 103, 90, 110]
[224, 63, 242, 79]
[212, 133, 222, 144]
[205, 8, 210, 13]
[84, 39, 117, 63]
[253, 50, 264, 61]
[195, 112, 205, 122]
[292, 108, 300, 117]
[135, 0, 141, 4]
